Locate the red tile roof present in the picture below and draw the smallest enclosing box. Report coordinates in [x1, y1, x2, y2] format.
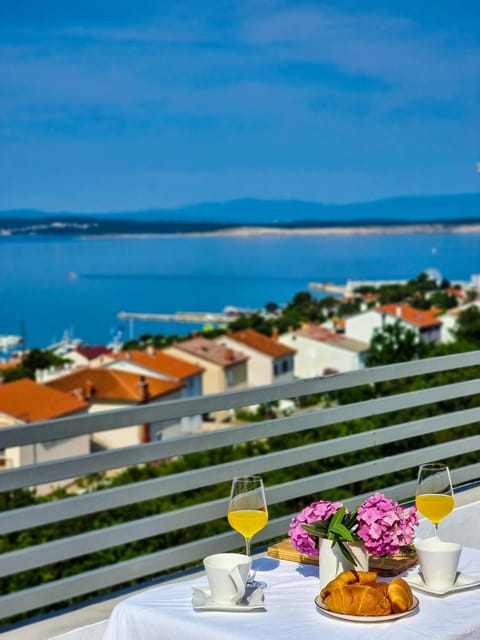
[0, 378, 88, 423]
[226, 328, 295, 358]
[76, 345, 112, 360]
[377, 303, 442, 328]
[296, 324, 368, 352]
[116, 349, 204, 380]
[173, 336, 248, 367]
[46, 368, 183, 403]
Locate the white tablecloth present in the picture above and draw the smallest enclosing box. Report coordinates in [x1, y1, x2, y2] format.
[102, 547, 480, 640]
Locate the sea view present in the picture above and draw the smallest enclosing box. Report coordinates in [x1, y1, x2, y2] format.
[0, 231, 478, 350]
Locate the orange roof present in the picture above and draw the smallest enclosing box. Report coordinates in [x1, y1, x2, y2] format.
[226, 328, 295, 358]
[173, 336, 248, 367]
[46, 368, 183, 403]
[377, 303, 442, 328]
[0, 378, 88, 423]
[117, 349, 204, 380]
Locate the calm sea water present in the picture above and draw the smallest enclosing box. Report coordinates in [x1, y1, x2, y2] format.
[0, 232, 478, 349]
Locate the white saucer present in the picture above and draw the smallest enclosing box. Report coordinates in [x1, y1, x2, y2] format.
[192, 587, 266, 612]
[315, 595, 419, 623]
[405, 571, 480, 596]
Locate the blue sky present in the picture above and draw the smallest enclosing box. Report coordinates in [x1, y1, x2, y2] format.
[1, 0, 479, 212]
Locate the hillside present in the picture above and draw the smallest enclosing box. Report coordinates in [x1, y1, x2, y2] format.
[0, 193, 479, 235]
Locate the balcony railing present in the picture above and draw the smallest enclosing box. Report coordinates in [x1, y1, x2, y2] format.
[0, 351, 479, 629]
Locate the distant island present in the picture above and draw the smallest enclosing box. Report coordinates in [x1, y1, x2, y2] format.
[1, 193, 479, 236]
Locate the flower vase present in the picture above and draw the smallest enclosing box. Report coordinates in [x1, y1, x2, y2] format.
[318, 539, 369, 591]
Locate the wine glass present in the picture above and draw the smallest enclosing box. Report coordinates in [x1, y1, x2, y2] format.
[415, 463, 454, 537]
[228, 476, 268, 587]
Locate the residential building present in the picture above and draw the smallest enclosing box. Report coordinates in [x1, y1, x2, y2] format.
[0, 378, 89, 492]
[165, 336, 248, 420]
[216, 328, 295, 387]
[35, 345, 115, 384]
[46, 368, 184, 448]
[279, 324, 368, 378]
[438, 301, 480, 343]
[105, 347, 204, 434]
[344, 303, 442, 344]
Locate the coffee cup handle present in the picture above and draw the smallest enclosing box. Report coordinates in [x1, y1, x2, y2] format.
[229, 566, 246, 600]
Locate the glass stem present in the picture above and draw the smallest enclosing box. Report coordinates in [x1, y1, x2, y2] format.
[244, 537, 251, 556]
[434, 523, 439, 537]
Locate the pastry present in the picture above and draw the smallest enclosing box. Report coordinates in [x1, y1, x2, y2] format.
[320, 569, 378, 599]
[320, 570, 415, 616]
[324, 584, 392, 616]
[387, 577, 414, 613]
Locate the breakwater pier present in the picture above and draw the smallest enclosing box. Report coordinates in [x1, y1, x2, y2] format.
[117, 311, 237, 324]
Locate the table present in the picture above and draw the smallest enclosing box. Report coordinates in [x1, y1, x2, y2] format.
[101, 547, 480, 640]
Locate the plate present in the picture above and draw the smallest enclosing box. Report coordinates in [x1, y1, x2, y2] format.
[314, 595, 419, 623]
[192, 587, 266, 612]
[405, 571, 480, 596]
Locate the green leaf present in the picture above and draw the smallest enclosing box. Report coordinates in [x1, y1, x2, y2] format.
[329, 522, 355, 541]
[336, 540, 358, 566]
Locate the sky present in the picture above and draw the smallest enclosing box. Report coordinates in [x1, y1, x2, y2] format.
[1, 0, 479, 212]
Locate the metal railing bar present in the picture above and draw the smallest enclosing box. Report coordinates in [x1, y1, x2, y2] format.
[0, 460, 478, 619]
[1, 350, 478, 449]
[2, 457, 479, 621]
[3, 416, 479, 574]
[1, 403, 478, 534]
[2, 377, 478, 492]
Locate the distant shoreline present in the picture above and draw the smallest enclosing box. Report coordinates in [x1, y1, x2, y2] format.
[83, 222, 480, 239]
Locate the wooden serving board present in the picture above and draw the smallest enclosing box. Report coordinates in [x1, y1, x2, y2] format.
[267, 539, 418, 577]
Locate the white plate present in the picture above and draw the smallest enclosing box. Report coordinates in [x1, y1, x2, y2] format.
[192, 587, 265, 612]
[314, 595, 419, 623]
[405, 571, 480, 596]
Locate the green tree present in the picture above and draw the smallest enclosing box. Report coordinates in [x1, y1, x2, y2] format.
[1, 349, 67, 381]
[366, 321, 426, 366]
[452, 306, 480, 346]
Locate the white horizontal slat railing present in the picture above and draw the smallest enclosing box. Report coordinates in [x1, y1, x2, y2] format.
[0, 351, 479, 625]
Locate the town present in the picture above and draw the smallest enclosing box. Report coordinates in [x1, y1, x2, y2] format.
[1, 271, 479, 494]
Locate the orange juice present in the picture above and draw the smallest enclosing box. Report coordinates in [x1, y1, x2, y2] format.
[228, 509, 268, 539]
[416, 494, 454, 524]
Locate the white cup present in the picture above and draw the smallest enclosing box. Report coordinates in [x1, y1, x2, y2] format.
[415, 537, 462, 589]
[203, 553, 252, 604]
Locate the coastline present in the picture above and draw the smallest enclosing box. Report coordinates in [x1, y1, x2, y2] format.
[82, 223, 480, 239]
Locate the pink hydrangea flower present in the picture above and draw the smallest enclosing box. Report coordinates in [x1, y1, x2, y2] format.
[356, 493, 419, 557]
[288, 500, 343, 556]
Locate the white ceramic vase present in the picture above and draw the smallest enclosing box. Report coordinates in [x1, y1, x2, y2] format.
[318, 539, 369, 591]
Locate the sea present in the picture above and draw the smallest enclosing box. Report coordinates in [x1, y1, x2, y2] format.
[0, 232, 478, 351]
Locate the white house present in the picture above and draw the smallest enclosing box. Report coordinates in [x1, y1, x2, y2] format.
[438, 301, 480, 343]
[36, 345, 115, 384]
[279, 324, 368, 378]
[344, 303, 442, 345]
[216, 328, 295, 387]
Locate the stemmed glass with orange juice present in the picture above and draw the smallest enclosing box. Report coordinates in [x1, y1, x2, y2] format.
[228, 476, 268, 586]
[415, 463, 454, 536]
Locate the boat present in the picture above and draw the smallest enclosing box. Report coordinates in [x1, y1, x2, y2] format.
[0, 335, 22, 353]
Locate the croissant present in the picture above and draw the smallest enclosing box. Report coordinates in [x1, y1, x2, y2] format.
[320, 570, 378, 600]
[387, 577, 413, 613]
[324, 584, 392, 616]
[320, 570, 415, 617]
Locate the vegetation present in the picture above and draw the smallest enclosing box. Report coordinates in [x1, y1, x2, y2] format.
[1, 348, 68, 382]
